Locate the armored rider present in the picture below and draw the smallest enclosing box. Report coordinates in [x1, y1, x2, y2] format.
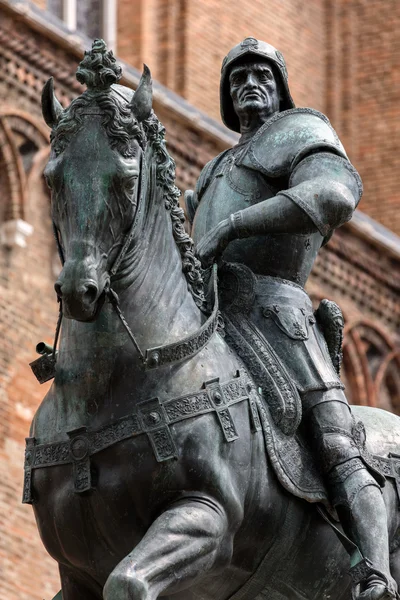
[189, 38, 397, 600]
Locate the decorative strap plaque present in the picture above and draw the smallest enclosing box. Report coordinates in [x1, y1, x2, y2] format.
[23, 370, 255, 504]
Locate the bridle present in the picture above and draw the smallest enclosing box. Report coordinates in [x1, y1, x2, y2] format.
[49, 147, 221, 373]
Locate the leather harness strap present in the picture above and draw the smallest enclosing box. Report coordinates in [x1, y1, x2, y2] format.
[107, 264, 221, 370]
[23, 370, 258, 504]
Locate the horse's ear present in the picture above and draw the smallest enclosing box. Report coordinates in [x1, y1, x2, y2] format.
[130, 64, 153, 122]
[42, 78, 63, 129]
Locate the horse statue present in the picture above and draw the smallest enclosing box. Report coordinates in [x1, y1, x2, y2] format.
[24, 40, 400, 600]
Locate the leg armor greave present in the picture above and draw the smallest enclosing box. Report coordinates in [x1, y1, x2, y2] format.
[318, 427, 398, 600]
[328, 457, 381, 510]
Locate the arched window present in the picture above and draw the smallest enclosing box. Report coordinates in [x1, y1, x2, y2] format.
[0, 132, 10, 226]
[342, 320, 400, 415]
[0, 112, 48, 248]
[308, 292, 400, 416]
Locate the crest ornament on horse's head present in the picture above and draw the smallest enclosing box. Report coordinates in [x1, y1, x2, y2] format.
[42, 38, 153, 130]
[75, 38, 123, 91]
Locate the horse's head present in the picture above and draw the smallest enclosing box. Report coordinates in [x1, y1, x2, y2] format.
[42, 39, 153, 321]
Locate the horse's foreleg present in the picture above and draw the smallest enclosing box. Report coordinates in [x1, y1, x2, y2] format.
[103, 496, 232, 600]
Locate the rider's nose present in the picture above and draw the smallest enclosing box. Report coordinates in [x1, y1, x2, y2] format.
[245, 73, 257, 88]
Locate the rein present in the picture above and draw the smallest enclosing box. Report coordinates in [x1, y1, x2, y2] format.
[48, 160, 220, 374]
[106, 264, 220, 370]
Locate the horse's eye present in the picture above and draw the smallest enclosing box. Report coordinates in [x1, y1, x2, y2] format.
[123, 173, 138, 191]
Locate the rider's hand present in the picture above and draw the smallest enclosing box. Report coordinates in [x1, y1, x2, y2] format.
[195, 218, 234, 267]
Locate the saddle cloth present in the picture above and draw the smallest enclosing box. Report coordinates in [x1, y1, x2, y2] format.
[218, 264, 389, 505]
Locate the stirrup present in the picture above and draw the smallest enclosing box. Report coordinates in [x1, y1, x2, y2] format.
[350, 558, 398, 600]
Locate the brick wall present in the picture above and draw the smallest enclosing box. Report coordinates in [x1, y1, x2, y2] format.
[0, 152, 60, 599]
[117, 0, 142, 69]
[332, 0, 400, 236]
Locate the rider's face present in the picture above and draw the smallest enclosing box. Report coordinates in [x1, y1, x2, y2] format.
[229, 60, 280, 120]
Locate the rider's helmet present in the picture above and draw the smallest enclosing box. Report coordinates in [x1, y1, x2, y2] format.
[220, 37, 295, 133]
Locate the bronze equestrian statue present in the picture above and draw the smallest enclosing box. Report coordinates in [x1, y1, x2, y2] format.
[24, 39, 400, 600]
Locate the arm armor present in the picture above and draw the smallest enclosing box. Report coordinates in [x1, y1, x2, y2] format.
[239, 108, 363, 238]
[241, 108, 348, 176]
[279, 152, 363, 237]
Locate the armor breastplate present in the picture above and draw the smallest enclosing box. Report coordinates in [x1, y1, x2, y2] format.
[192, 148, 324, 286]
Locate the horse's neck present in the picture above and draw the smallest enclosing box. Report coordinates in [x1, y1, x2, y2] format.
[114, 147, 204, 345]
[53, 190, 203, 426]
[119, 197, 203, 346]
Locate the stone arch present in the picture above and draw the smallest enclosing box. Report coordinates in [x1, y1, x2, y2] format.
[307, 292, 400, 413]
[342, 319, 400, 414]
[0, 109, 49, 246]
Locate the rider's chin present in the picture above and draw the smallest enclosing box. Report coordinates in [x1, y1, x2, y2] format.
[241, 96, 264, 113]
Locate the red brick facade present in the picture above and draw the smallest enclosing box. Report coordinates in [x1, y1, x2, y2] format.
[325, 1, 400, 239]
[0, 1, 399, 599]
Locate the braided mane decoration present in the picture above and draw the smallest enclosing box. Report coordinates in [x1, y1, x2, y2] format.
[143, 113, 205, 310]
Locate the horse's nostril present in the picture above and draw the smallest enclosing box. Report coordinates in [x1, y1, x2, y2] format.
[54, 281, 63, 298]
[83, 283, 98, 305]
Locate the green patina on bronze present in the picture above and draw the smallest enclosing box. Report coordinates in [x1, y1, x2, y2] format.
[25, 39, 400, 600]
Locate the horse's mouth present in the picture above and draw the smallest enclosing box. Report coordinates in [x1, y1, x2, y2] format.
[62, 290, 107, 322]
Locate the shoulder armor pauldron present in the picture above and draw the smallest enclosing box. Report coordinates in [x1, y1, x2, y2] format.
[240, 108, 347, 178]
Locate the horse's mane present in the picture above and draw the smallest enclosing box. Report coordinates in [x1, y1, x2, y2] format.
[50, 39, 205, 309]
[142, 113, 205, 309]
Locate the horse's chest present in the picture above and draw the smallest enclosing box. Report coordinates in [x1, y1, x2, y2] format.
[32, 438, 158, 577]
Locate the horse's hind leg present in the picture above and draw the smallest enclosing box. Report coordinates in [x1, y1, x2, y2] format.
[59, 564, 103, 600]
[103, 495, 232, 600]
